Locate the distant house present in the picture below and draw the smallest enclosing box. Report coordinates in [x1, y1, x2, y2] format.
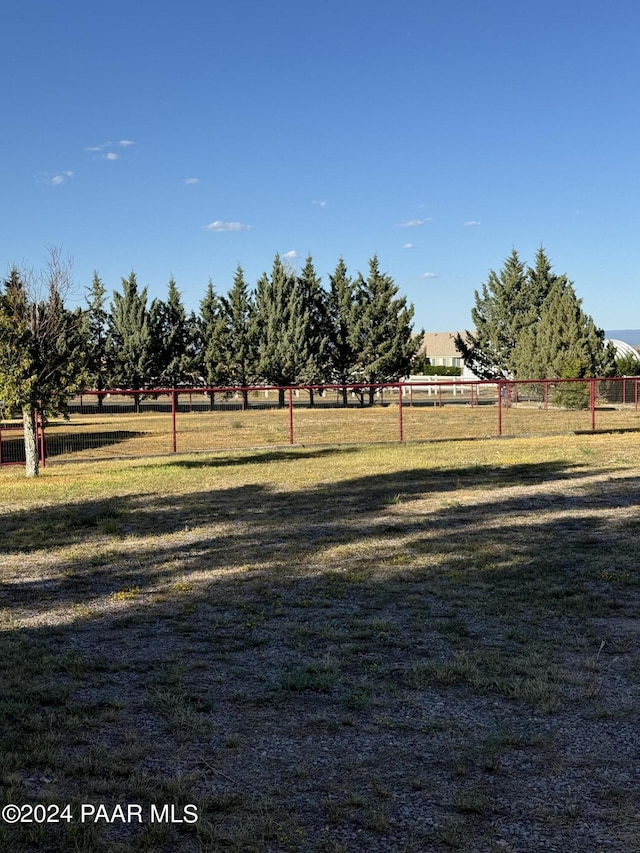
[415, 332, 479, 379]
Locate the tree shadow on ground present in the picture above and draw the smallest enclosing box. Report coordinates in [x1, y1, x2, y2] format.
[1, 428, 149, 463]
[1, 454, 639, 853]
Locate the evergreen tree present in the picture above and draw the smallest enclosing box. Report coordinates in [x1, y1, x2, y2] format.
[84, 272, 109, 407]
[149, 277, 194, 387]
[325, 258, 359, 406]
[352, 256, 420, 405]
[106, 272, 153, 411]
[197, 279, 230, 407]
[455, 249, 532, 379]
[513, 278, 616, 405]
[254, 255, 310, 407]
[0, 255, 87, 477]
[455, 247, 606, 382]
[615, 350, 640, 377]
[296, 255, 329, 405]
[220, 265, 257, 407]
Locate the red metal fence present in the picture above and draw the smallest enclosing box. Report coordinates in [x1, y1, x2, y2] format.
[1, 377, 639, 466]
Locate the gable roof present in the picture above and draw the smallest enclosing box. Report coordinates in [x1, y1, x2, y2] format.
[419, 332, 462, 358]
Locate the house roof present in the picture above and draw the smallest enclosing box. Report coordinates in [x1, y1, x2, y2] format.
[419, 332, 463, 358]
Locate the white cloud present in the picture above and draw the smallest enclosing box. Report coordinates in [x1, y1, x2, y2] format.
[312, 199, 327, 208]
[105, 152, 119, 161]
[398, 218, 432, 227]
[464, 220, 481, 226]
[403, 243, 416, 250]
[204, 220, 251, 232]
[421, 272, 438, 279]
[282, 250, 300, 260]
[48, 171, 74, 186]
[184, 177, 200, 185]
[86, 139, 135, 154]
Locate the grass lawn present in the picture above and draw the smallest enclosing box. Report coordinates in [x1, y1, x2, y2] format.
[3, 397, 640, 465]
[1, 434, 639, 851]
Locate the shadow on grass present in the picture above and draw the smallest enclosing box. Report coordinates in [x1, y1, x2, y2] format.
[1, 428, 149, 463]
[1, 453, 639, 852]
[156, 445, 362, 469]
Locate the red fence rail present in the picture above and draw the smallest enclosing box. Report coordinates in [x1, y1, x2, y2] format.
[1, 377, 639, 466]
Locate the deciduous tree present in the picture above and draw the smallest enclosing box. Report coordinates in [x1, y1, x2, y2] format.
[0, 250, 86, 476]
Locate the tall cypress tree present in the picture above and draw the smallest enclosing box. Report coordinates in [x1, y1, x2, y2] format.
[84, 271, 109, 407]
[150, 277, 193, 387]
[455, 249, 531, 379]
[254, 254, 310, 407]
[220, 265, 257, 408]
[326, 258, 359, 406]
[296, 255, 329, 406]
[196, 280, 227, 408]
[513, 279, 616, 389]
[106, 272, 153, 411]
[352, 256, 420, 405]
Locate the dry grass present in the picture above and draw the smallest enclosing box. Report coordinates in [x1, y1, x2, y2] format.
[2, 394, 640, 465]
[0, 433, 639, 851]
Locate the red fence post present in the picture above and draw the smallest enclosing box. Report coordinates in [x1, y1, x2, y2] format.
[497, 382, 503, 436]
[398, 382, 404, 442]
[590, 379, 596, 431]
[171, 390, 177, 453]
[288, 387, 294, 444]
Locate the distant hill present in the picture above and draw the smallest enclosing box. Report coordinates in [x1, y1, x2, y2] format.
[605, 330, 640, 347]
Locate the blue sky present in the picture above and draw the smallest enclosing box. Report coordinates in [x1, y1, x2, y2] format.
[2, 0, 639, 332]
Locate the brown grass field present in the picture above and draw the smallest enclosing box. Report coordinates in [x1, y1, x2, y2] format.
[2, 394, 640, 465]
[1, 430, 639, 851]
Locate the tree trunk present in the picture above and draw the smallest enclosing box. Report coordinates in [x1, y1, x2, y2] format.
[22, 405, 39, 478]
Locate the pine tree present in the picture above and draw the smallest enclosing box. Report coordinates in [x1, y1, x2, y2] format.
[513, 278, 616, 405]
[455, 247, 604, 381]
[106, 272, 153, 411]
[84, 272, 109, 407]
[325, 258, 359, 406]
[149, 277, 194, 387]
[352, 256, 420, 405]
[455, 249, 531, 379]
[220, 265, 257, 408]
[296, 255, 329, 406]
[197, 279, 230, 408]
[254, 255, 310, 407]
[0, 254, 87, 477]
